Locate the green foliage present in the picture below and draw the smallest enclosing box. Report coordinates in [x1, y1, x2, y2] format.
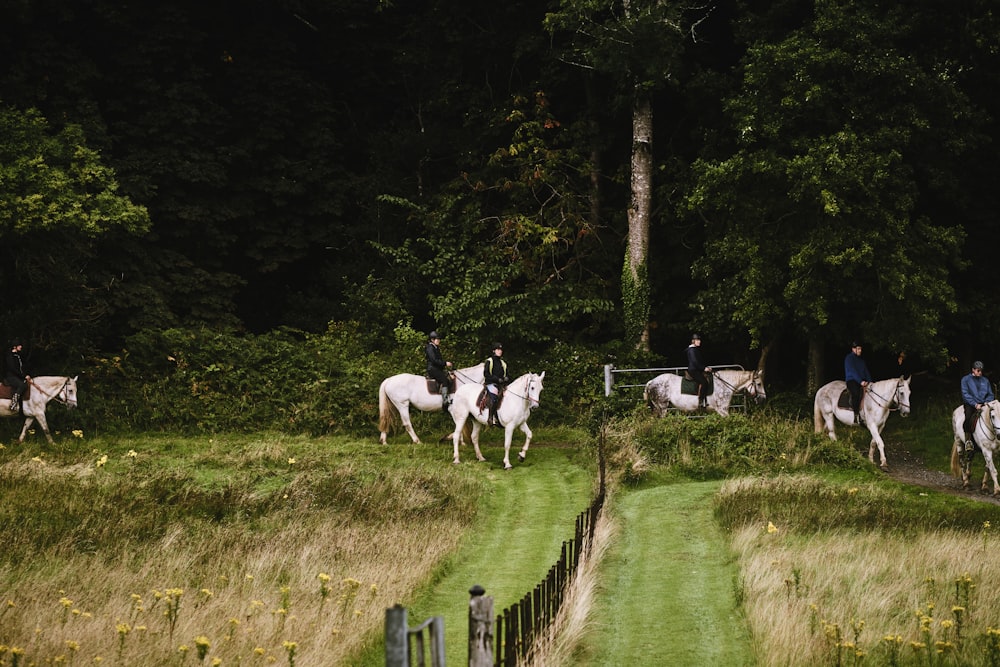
[713, 474, 1000, 536]
[601, 410, 868, 483]
[685, 2, 971, 360]
[0, 104, 151, 353]
[79, 323, 391, 435]
[0, 105, 150, 237]
[375, 91, 617, 346]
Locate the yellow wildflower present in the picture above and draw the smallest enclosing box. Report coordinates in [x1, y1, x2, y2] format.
[72, 430, 84, 438]
[767, 522, 778, 534]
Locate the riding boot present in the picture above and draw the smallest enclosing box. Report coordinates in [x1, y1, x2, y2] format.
[440, 386, 451, 408]
[854, 411, 861, 425]
[965, 436, 975, 453]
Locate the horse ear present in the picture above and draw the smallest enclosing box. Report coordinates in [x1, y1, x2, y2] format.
[539, 371, 545, 380]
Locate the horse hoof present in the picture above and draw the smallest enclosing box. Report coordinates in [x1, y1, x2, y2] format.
[880, 464, 889, 472]
[477, 457, 486, 462]
[452, 460, 460, 465]
[518, 453, 525, 463]
[504, 464, 513, 470]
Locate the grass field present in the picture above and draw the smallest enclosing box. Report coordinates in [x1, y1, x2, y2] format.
[0, 427, 595, 666]
[6, 382, 1000, 666]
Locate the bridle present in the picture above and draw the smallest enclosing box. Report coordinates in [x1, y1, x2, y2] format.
[975, 402, 1000, 443]
[502, 374, 541, 408]
[713, 369, 763, 399]
[866, 380, 909, 413]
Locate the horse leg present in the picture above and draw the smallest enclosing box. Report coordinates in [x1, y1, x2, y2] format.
[397, 404, 421, 444]
[18, 415, 38, 444]
[452, 419, 463, 464]
[471, 422, 486, 462]
[953, 438, 972, 488]
[502, 425, 515, 470]
[517, 422, 533, 463]
[822, 407, 837, 441]
[868, 423, 888, 471]
[981, 450, 999, 496]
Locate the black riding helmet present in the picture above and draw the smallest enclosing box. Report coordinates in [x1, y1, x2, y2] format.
[429, 331, 441, 340]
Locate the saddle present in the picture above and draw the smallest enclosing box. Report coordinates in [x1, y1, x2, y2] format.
[681, 372, 714, 397]
[0, 382, 30, 401]
[425, 376, 457, 394]
[837, 388, 864, 411]
[476, 388, 503, 415]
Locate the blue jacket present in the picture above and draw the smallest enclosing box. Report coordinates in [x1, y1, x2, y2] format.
[961, 373, 994, 407]
[844, 353, 872, 384]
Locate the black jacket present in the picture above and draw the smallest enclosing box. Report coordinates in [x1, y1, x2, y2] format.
[484, 355, 509, 386]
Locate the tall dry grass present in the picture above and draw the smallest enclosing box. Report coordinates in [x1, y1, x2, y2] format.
[0, 433, 487, 665]
[723, 476, 1000, 666]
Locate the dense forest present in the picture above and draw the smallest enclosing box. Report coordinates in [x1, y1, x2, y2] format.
[3, 0, 1000, 398]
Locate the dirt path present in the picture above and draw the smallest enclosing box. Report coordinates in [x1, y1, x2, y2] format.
[882, 443, 1000, 505]
[583, 481, 754, 666]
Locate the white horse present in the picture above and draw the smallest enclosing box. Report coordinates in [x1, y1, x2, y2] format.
[450, 372, 545, 469]
[950, 400, 1000, 496]
[813, 376, 912, 471]
[378, 364, 484, 444]
[643, 368, 766, 418]
[0, 376, 79, 444]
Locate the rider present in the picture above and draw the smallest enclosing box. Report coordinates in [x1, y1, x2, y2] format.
[3, 339, 30, 412]
[425, 331, 453, 407]
[844, 341, 872, 424]
[961, 360, 994, 453]
[483, 342, 510, 427]
[686, 333, 712, 409]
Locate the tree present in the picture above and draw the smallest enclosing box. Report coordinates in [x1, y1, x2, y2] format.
[377, 91, 617, 348]
[685, 1, 975, 389]
[0, 104, 150, 356]
[545, 0, 708, 351]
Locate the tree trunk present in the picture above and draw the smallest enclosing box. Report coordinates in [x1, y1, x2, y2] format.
[625, 87, 653, 352]
[807, 337, 824, 396]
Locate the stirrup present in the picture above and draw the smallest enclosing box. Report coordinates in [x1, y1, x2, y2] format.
[965, 440, 975, 453]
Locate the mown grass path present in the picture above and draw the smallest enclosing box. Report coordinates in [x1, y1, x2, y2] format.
[354, 443, 594, 666]
[583, 481, 754, 666]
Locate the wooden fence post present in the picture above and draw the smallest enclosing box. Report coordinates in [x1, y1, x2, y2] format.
[385, 604, 409, 667]
[468, 585, 494, 667]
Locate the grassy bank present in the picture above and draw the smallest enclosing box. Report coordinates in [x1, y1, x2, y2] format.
[0, 430, 594, 665]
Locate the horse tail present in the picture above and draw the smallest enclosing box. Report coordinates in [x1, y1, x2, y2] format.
[950, 438, 962, 478]
[378, 380, 398, 434]
[813, 394, 824, 433]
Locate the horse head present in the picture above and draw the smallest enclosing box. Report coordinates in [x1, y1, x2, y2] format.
[747, 370, 767, 405]
[894, 377, 911, 417]
[63, 376, 79, 409]
[985, 400, 1000, 439]
[526, 372, 545, 409]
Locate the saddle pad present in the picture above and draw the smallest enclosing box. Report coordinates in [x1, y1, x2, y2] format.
[680, 375, 714, 397]
[425, 377, 457, 394]
[837, 389, 852, 410]
[476, 389, 489, 413]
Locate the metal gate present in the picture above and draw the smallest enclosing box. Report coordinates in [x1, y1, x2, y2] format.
[603, 363, 752, 415]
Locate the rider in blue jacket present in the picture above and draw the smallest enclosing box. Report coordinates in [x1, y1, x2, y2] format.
[844, 341, 872, 424]
[961, 360, 995, 452]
